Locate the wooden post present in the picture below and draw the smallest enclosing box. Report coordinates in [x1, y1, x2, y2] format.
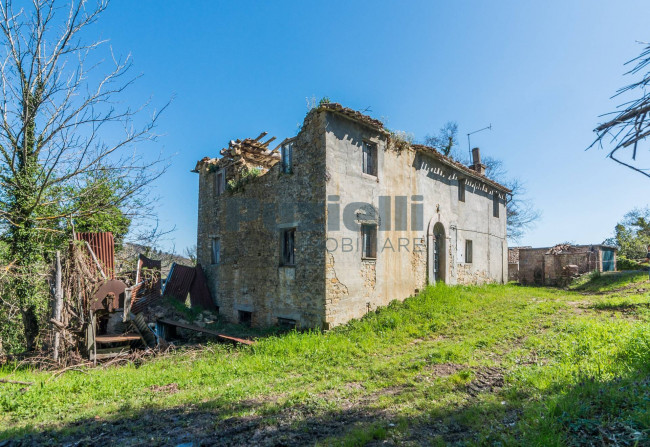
[52, 251, 63, 363]
[84, 241, 106, 280]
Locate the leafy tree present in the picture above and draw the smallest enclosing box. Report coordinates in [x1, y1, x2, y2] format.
[0, 0, 165, 354]
[67, 172, 133, 248]
[424, 122, 459, 157]
[604, 207, 650, 259]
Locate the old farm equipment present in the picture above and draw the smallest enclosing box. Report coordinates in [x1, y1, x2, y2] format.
[52, 234, 158, 365]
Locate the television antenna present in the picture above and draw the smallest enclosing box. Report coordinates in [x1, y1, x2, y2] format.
[467, 124, 492, 160]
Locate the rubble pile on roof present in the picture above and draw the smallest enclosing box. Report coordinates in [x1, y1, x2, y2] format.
[195, 131, 280, 174]
[193, 102, 510, 193]
[546, 244, 576, 255]
[219, 131, 280, 168]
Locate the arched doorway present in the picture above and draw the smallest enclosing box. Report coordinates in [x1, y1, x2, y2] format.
[427, 220, 446, 284]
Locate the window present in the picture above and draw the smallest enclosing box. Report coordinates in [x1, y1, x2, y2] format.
[281, 228, 296, 265]
[458, 179, 466, 202]
[361, 224, 377, 259]
[281, 142, 293, 174]
[238, 310, 252, 327]
[211, 237, 220, 265]
[277, 317, 297, 329]
[493, 193, 499, 218]
[215, 169, 226, 195]
[465, 240, 473, 263]
[362, 141, 377, 176]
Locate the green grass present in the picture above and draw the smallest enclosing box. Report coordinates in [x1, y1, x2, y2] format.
[569, 269, 648, 292]
[1, 275, 650, 445]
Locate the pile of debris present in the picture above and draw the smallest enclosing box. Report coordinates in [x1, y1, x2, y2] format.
[47, 232, 252, 367]
[195, 131, 284, 184]
[546, 244, 576, 255]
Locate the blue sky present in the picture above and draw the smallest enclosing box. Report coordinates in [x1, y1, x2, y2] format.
[95, 0, 649, 253]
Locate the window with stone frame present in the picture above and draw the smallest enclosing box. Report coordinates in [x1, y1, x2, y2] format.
[281, 228, 296, 266]
[281, 142, 293, 174]
[362, 141, 377, 176]
[493, 192, 500, 218]
[465, 239, 473, 263]
[361, 223, 377, 259]
[215, 168, 226, 195]
[458, 178, 466, 202]
[211, 237, 221, 265]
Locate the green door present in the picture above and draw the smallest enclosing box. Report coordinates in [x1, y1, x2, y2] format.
[602, 250, 615, 272]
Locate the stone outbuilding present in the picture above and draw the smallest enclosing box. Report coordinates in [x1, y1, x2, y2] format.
[194, 103, 510, 329]
[513, 244, 617, 285]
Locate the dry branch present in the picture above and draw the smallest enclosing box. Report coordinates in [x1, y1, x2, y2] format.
[0, 378, 33, 385]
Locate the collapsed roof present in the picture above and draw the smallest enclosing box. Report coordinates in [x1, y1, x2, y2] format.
[193, 102, 510, 193]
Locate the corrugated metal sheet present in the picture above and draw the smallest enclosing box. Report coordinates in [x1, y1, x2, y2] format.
[75, 232, 115, 279]
[136, 254, 162, 284]
[162, 263, 195, 302]
[189, 264, 216, 310]
[131, 282, 162, 314]
[131, 254, 162, 313]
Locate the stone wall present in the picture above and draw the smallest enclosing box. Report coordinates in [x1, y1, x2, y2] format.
[196, 110, 328, 329]
[323, 112, 508, 327]
[508, 263, 519, 282]
[196, 105, 509, 330]
[518, 245, 614, 286]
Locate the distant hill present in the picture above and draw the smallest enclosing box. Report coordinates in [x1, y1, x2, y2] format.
[116, 243, 193, 277]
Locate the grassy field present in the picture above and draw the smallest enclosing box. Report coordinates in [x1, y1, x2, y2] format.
[1, 271, 649, 446]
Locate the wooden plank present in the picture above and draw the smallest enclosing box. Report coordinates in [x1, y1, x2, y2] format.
[52, 250, 63, 363]
[95, 333, 142, 344]
[253, 132, 268, 142]
[261, 136, 276, 147]
[94, 351, 130, 360]
[157, 319, 254, 346]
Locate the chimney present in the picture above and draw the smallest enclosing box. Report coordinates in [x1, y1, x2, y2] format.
[471, 147, 486, 175]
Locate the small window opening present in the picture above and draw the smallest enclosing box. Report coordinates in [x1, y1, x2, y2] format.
[277, 317, 297, 329]
[362, 141, 377, 176]
[465, 240, 473, 264]
[211, 237, 221, 265]
[281, 228, 296, 265]
[458, 179, 466, 202]
[361, 224, 377, 259]
[493, 193, 499, 218]
[215, 169, 226, 195]
[281, 142, 293, 174]
[238, 310, 252, 327]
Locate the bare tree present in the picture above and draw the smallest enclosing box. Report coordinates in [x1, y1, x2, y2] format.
[184, 244, 197, 265]
[424, 122, 540, 242]
[482, 157, 540, 242]
[591, 42, 650, 178]
[0, 0, 166, 353]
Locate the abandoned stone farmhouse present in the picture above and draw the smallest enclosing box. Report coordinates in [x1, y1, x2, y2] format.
[510, 244, 617, 286]
[194, 103, 510, 329]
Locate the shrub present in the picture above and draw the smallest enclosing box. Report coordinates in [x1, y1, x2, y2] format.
[227, 167, 263, 193]
[617, 256, 644, 271]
